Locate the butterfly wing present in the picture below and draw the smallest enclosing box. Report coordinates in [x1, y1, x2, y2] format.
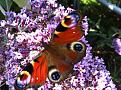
[29, 55, 48, 86]
[52, 11, 84, 45]
[45, 11, 86, 83]
[15, 55, 48, 89]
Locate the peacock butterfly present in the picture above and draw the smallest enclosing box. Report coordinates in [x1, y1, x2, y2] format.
[14, 11, 86, 89]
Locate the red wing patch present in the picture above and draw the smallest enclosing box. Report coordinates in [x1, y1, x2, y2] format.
[53, 26, 83, 45]
[29, 55, 48, 86]
[15, 55, 48, 89]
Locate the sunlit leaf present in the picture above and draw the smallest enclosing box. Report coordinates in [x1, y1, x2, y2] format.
[80, 0, 97, 5]
[13, 0, 31, 9]
[0, 5, 6, 15]
[0, 10, 5, 19]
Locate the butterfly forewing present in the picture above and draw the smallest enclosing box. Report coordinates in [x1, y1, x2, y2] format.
[29, 55, 48, 86]
[15, 55, 48, 89]
[53, 26, 84, 45]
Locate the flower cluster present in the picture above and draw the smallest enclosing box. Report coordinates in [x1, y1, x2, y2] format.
[0, 0, 117, 90]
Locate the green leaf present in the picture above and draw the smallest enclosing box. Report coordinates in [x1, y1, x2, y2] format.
[0, 10, 5, 19]
[0, 5, 6, 15]
[10, 1, 21, 13]
[0, 0, 13, 12]
[13, 0, 31, 9]
[80, 0, 97, 5]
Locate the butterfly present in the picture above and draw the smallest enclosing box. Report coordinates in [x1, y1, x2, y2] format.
[14, 11, 86, 89]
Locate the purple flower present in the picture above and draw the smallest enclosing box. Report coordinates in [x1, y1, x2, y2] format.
[112, 37, 121, 55]
[81, 16, 88, 35]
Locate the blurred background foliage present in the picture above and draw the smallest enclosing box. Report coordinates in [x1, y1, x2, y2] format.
[0, 0, 121, 89]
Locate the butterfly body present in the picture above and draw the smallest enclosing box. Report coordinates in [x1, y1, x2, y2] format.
[15, 11, 86, 89]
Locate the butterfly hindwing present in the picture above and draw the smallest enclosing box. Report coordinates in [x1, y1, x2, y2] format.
[45, 41, 86, 82]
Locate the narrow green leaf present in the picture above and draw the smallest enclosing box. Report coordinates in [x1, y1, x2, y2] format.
[0, 9, 5, 19]
[0, 0, 13, 12]
[0, 5, 6, 15]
